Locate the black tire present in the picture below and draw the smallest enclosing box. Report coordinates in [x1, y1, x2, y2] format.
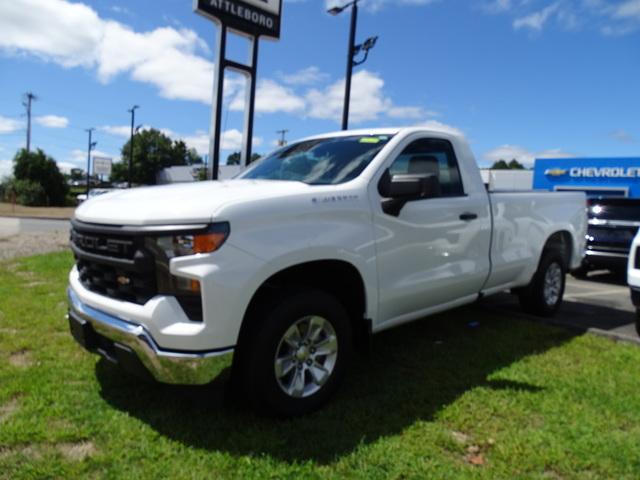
[237, 288, 352, 417]
[518, 251, 566, 317]
[635, 309, 640, 337]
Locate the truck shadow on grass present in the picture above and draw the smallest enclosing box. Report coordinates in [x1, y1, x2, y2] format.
[95, 306, 575, 464]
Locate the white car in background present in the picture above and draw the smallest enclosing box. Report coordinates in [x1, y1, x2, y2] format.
[76, 188, 114, 203]
[627, 230, 640, 335]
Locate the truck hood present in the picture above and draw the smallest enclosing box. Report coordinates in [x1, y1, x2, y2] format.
[74, 180, 312, 225]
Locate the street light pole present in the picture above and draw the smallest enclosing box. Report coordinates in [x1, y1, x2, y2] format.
[85, 128, 96, 196]
[329, 1, 377, 131]
[127, 105, 139, 188]
[342, 1, 358, 131]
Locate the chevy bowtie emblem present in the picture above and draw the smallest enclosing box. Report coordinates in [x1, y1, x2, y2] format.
[117, 276, 131, 286]
[544, 168, 568, 177]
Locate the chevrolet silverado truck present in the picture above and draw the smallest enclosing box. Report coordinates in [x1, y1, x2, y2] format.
[67, 127, 586, 415]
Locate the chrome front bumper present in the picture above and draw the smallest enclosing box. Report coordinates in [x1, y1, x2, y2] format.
[67, 288, 233, 384]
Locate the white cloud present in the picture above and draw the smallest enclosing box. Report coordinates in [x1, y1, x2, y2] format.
[99, 125, 131, 138]
[610, 129, 636, 143]
[279, 66, 329, 86]
[56, 161, 80, 174]
[513, 3, 560, 31]
[179, 130, 263, 155]
[613, 0, 640, 20]
[230, 79, 306, 114]
[0, 116, 24, 134]
[305, 70, 427, 124]
[326, 0, 439, 12]
[0, 0, 103, 67]
[35, 115, 69, 128]
[415, 120, 463, 136]
[388, 106, 427, 119]
[483, 0, 512, 14]
[483, 144, 574, 167]
[0, 0, 213, 104]
[0, 158, 12, 179]
[491, 0, 640, 35]
[110, 6, 131, 15]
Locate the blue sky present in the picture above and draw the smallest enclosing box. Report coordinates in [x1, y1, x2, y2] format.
[1, 0, 639, 178]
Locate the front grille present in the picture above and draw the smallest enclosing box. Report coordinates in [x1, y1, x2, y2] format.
[71, 225, 157, 305]
[586, 225, 638, 252]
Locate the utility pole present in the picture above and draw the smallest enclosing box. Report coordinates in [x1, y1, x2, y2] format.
[276, 129, 289, 147]
[127, 105, 139, 188]
[85, 128, 96, 196]
[22, 92, 37, 153]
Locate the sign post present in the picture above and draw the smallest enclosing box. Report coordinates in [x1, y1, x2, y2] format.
[194, 0, 282, 180]
[92, 156, 112, 183]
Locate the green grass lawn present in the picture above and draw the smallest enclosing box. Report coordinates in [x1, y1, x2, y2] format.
[1, 252, 640, 479]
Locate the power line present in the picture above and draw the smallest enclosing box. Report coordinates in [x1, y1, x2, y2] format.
[276, 129, 289, 147]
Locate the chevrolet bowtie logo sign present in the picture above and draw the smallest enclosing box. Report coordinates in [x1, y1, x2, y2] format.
[117, 276, 131, 286]
[544, 168, 568, 177]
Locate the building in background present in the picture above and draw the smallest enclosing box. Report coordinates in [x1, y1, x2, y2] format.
[533, 158, 640, 198]
[156, 165, 243, 184]
[480, 169, 533, 191]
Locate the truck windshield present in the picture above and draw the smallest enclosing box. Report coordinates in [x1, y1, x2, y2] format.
[239, 134, 394, 185]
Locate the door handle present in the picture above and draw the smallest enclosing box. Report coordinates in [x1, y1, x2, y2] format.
[459, 212, 478, 221]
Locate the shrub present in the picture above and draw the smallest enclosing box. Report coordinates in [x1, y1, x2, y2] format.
[2, 178, 47, 206]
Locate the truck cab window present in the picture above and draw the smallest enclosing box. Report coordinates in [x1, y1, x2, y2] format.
[389, 138, 464, 196]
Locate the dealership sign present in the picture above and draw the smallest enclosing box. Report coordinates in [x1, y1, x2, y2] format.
[545, 167, 640, 178]
[92, 157, 112, 176]
[194, 0, 282, 39]
[535, 157, 640, 198]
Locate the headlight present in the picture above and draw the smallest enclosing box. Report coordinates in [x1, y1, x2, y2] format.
[147, 222, 230, 301]
[155, 222, 230, 258]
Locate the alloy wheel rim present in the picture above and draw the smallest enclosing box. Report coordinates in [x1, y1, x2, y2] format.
[543, 262, 562, 306]
[274, 315, 338, 398]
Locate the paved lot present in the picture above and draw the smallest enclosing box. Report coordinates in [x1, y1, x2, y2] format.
[485, 270, 638, 344]
[0, 217, 70, 238]
[0, 217, 70, 260]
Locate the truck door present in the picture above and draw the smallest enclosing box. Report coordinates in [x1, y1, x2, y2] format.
[371, 137, 491, 325]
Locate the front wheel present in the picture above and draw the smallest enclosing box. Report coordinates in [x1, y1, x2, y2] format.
[635, 309, 640, 337]
[237, 289, 352, 416]
[518, 251, 566, 317]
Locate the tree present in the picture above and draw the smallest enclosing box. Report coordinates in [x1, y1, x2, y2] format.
[12, 148, 68, 206]
[226, 152, 241, 165]
[490, 160, 510, 170]
[226, 151, 262, 165]
[507, 159, 525, 170]
[111, 129, 203, 185]
[491, 159, 525, 170]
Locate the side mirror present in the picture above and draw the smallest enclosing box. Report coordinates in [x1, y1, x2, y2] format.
[378, 170, 441, 216]
[378, 170, 440, 199]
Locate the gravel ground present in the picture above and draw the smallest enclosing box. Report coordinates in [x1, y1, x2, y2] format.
[0, 230, 70, 261]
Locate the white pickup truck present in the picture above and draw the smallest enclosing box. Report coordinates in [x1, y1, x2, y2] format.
[67, 127, 586, 415]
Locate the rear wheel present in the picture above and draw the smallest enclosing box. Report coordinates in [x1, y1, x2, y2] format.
[519, 251, 566, 317]
[237, 289, 352, 416]
[635, 309, 640, 337]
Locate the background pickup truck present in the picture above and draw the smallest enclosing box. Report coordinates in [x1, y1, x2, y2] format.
[573, 197, 640, 278]
[67, 127, 586, 416]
